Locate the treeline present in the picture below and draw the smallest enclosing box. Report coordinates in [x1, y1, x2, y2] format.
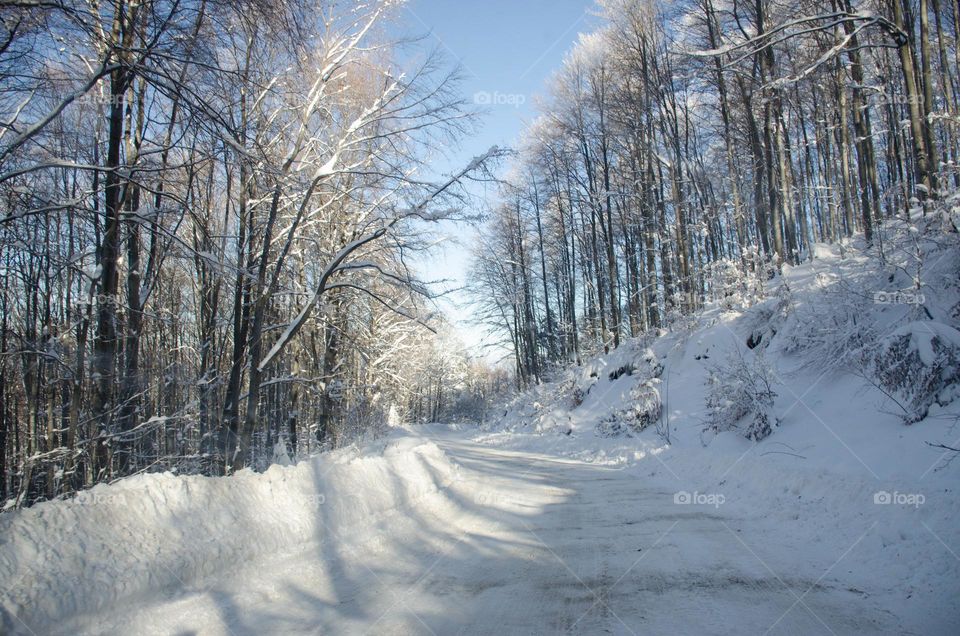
[0, 0, 500, 508]
[470, 0, 958, 385]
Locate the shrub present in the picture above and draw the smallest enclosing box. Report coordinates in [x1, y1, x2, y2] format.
[872, 321, 960, 424]
[704, 350, 779, 441]
[595, 346, 664, 437]
[596, 379, 662, 437]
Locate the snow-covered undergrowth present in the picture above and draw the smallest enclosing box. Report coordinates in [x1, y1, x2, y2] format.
[0, 431, 458, 634]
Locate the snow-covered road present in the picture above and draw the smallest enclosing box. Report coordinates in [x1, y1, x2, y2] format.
[52, 429, 913, 636]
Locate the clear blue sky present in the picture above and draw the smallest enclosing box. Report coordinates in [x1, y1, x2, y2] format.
[396, 0, 596, 357]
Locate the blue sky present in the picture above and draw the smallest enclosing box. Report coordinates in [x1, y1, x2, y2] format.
[395, 0, 596, 357]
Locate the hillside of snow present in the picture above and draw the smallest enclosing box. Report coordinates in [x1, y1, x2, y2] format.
[463, 212, 960, 632]
[478, 209, 960, 469]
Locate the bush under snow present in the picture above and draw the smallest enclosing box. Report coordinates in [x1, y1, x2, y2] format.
[595, 347, 664, 438]
[704, 350, 779, 442]
[873, 321, 960, 424]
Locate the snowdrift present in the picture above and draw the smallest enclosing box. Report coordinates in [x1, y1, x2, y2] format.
[0, 431, 458, 634]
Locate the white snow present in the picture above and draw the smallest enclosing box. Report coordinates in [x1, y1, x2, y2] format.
[0, 433, 458, 634]
[891, 321, 960, 367]
[1, 229, 958, 634]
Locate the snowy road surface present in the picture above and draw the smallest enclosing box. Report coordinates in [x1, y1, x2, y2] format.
[60, 430, 911, 635]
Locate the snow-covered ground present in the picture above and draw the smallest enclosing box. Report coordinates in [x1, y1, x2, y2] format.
[1, 224, 958, 635]
[1, 423, 955, 635]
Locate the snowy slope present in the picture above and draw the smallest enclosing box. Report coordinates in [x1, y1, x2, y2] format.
[477, 213, 960, 477]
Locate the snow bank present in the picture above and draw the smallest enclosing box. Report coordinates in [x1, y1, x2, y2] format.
[0, 431, 458, 634]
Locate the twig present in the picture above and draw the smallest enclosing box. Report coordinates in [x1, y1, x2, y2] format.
[926, 442, 960, 453]
[760, 451, 807, 459]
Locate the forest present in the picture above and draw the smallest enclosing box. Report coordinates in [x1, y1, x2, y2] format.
[0, 0, 956, 509]
[0, 0, 506, 508]
[469, 0, 957, 385]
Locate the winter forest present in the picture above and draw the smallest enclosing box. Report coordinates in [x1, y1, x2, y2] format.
[0, 0, 512, 507]
[470, 0, 956, 385]
[2, 0, 960, 633]
[0, 0, 956, 509]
